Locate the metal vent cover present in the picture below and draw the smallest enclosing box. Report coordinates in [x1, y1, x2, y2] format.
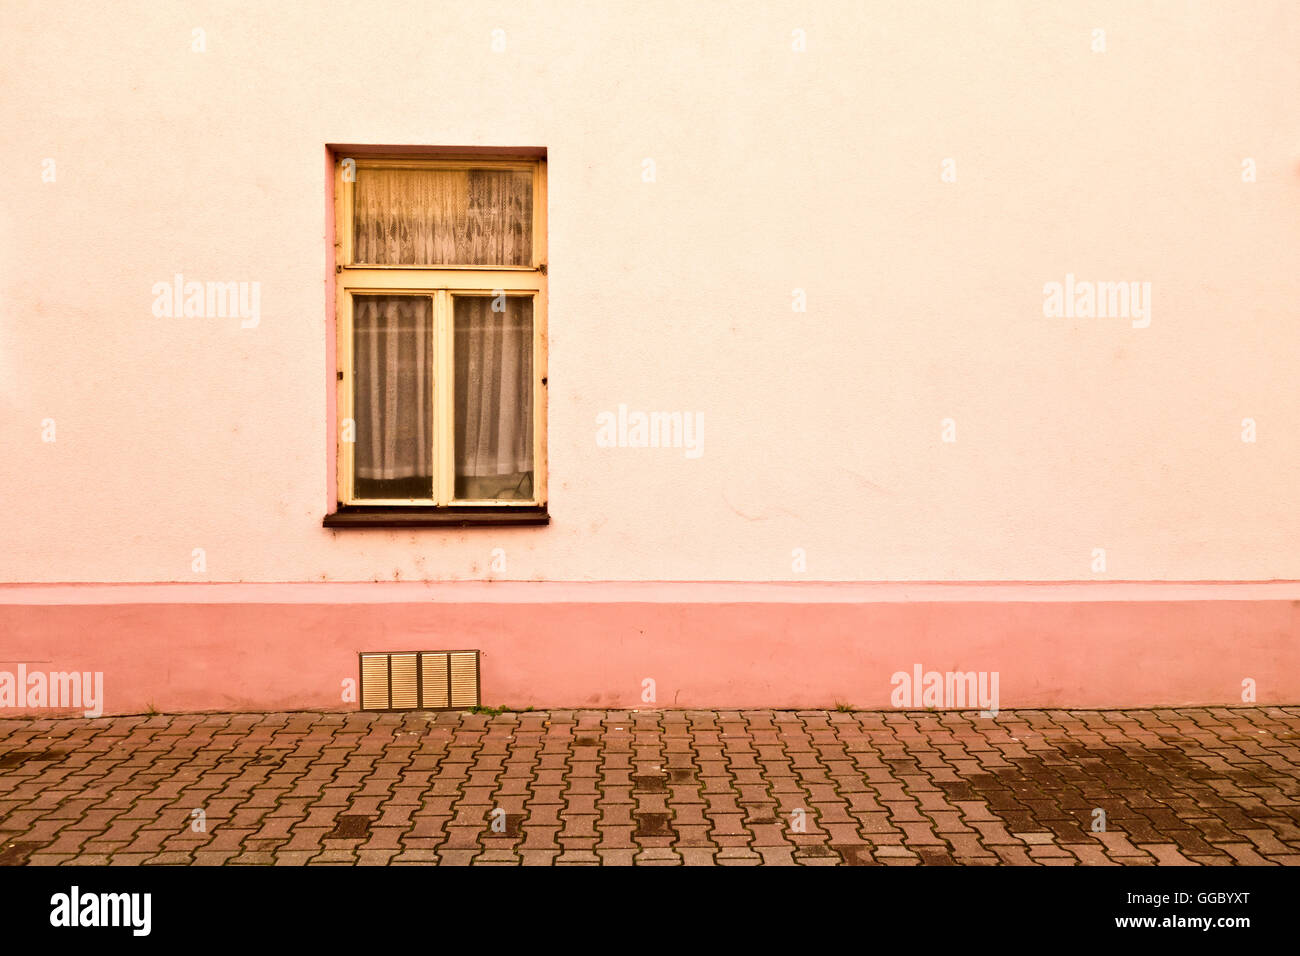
[359, 650, 480, 712]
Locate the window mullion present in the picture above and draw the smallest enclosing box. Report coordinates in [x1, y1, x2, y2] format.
[435, 288, 451, 506]
[431, 289, 442, 506]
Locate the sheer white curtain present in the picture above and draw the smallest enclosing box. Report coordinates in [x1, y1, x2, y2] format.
[354, 167, 533, 266]
[353, 296, 433, 496]
[454, 296, 534, 499]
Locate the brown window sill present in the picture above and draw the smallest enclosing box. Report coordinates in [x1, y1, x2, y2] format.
[324, 506, 549, 529]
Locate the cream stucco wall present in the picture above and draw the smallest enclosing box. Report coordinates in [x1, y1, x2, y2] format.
[2, 1, 1297, 583]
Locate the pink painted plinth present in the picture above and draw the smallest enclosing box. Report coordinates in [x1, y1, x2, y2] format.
[1, 583, 1296, 715]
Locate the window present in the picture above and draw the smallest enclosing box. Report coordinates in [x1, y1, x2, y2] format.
[327, 154, 548, 527]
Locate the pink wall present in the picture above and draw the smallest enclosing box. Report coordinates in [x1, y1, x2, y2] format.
[1, 3, 1298, 712]
[1, 583, 1296, 715]
[1, 2, 1297, 584]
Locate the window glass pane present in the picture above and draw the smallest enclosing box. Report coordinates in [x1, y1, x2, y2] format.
[353, 295, 434, 499]
[353, 166, 533, 266]
[454, 295, 534, 500]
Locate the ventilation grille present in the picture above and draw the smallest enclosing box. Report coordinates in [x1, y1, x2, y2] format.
[359, 650, 480, 712]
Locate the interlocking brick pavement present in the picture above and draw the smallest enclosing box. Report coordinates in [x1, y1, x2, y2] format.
[1, 707, 1298, 865]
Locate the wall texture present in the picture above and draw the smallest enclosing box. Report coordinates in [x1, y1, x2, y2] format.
[2, 1, 1297, 585]
[1, 2, 1297, 714]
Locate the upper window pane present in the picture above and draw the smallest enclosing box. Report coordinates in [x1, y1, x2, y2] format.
[353, 166, 533, 266]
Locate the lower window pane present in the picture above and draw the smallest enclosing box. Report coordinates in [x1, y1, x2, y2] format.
[454, 295, 534, 500]
[353, 295, 434, 499]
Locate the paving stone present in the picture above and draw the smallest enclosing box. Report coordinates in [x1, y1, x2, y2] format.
[2, 707, 1298, 866]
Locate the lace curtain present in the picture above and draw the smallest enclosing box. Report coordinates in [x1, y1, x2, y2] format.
[353, 167, 533, 266]
[353, 296, 434, 497]
[454, 296, 534, 500]
[352, 294, 533, 500]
